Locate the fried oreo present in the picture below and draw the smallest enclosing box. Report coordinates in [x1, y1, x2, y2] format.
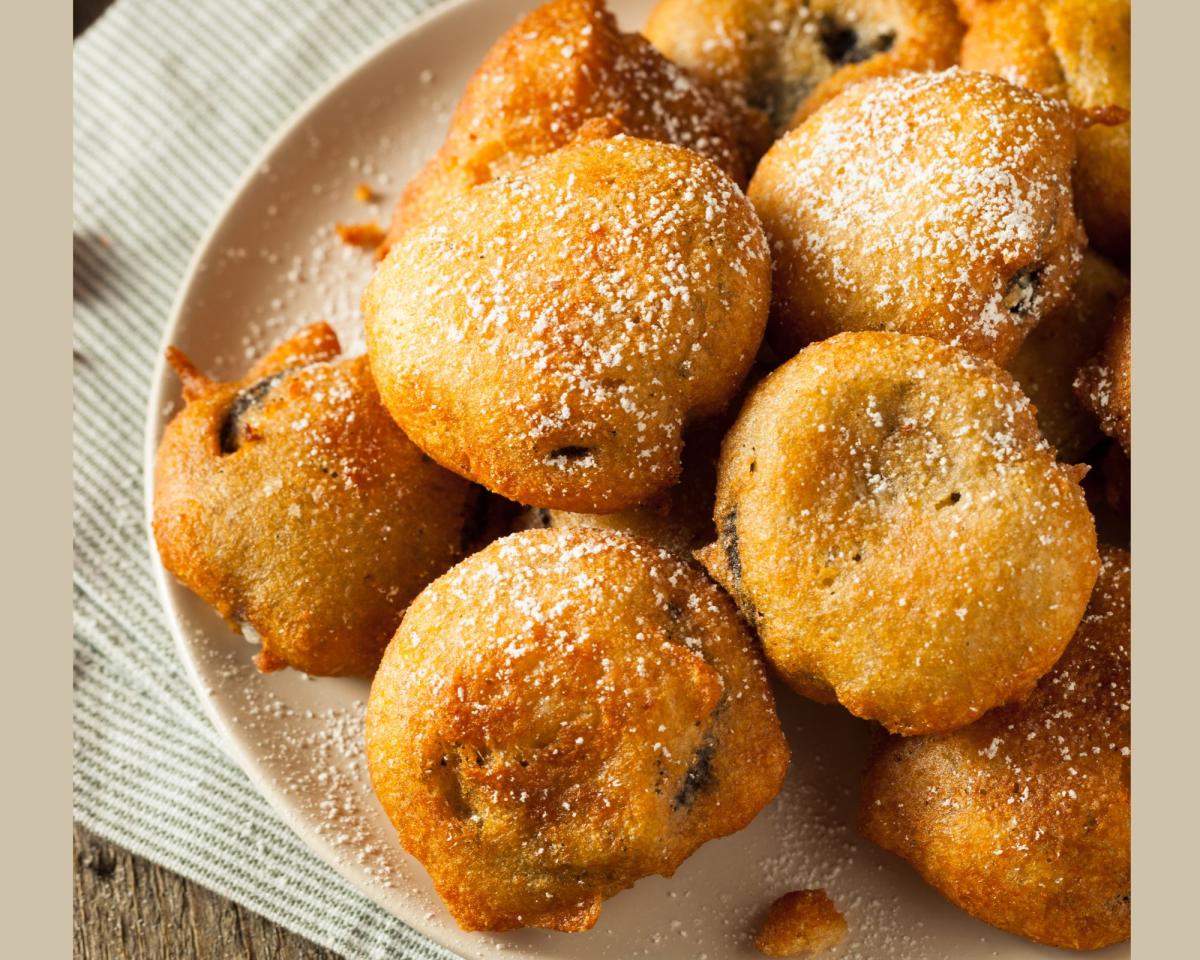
[365, 134, 770, 513]
[749, 68, 1084, 363]
[366, 528, 789, 931]
[381, 0, 760, 254]
[697, 332, 1099, 735]
[960, 0, 1130, 262]
[152, 324, 475, 677]
[645, 0, 963, 134]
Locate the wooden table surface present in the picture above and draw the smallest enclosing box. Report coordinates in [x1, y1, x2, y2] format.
[74, 824, 342, 959]
[73, 3, 350, 956]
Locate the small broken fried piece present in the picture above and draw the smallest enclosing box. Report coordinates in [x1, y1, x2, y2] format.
[755, 889, 847, 956]
[335, 219, 386, 250]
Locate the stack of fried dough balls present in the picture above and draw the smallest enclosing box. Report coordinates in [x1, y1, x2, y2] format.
[153, 0, 1132, 948]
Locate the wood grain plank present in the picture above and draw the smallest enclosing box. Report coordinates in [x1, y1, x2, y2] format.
[74, 824, 343, 959]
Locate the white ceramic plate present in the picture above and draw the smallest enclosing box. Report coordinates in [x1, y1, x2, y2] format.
[144, 2, 1129, 957]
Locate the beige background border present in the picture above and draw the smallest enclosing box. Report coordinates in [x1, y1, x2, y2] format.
[3, 1, 72, 955]
[1129, 2, 1197, 957]
[0, 0, 1187, 954]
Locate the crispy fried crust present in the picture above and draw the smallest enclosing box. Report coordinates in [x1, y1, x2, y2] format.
[748, 68, 1084, 364]
[754, 888, 847, 956]
[859, 547, 1130, 950]
[696, 332, 1099, 734]
[380, 0, 760, 254]
[960, 0, 1130, 262]
[1007, 250, 1129, 461]
[644, 0, 963, 134]
[366, 528, 790, 932]
[152, 324, 475, 677]
[1075, 295, 1131, 455]
[365, 134, 770, 513]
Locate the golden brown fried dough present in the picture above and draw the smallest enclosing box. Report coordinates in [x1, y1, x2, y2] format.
[152, 324, 475, 677]
[365, 134, 771, 513]
[1075, 295, 1131, 454]
[1007, 250, 1129, 461]
[513, 418, 725, 554]
[366, 528, 789, 932]
[860, 547, 1130, 950]
[697, 332, 1099, 735]
[755, 889, 847, 956]
[381, 0, 759, 254]
[644, 0, 963, 134]
[749, 68, 1084, 363]
[960, 0, 1130, 262]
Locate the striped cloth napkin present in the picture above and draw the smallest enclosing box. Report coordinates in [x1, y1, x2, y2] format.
[73, 1, 458, 956]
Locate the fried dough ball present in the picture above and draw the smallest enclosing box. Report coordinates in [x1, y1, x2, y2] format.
[859, 547, 1130, 950]
[755, 889, 847, 956]
[366, 528, 790, 932]
[1075, 295, 1131, 454]
[749, 68, 1084, 364]
[365, 134, 771, 513]
[152, 324, 475, 677]
[960, 0, 1130, 262]
[696, 332, 1099, 735]
[644, 0, 963, 134]
[513, 419, 725, 555]
[380, 0, 760, 254]
[1007, 250, 1128, 461]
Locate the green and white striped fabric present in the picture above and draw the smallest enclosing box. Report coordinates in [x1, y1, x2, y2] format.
[73, 2, 457, 956]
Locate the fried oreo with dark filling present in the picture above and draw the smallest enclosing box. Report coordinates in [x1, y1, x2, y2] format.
[152, 324, 475, 677]
[645, 0, 963, 134]
[366, 528, 789, 931]
[365, 134, 770, 513]
[697, 332, 1098, 735]
[749, 68, 1084, 363]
